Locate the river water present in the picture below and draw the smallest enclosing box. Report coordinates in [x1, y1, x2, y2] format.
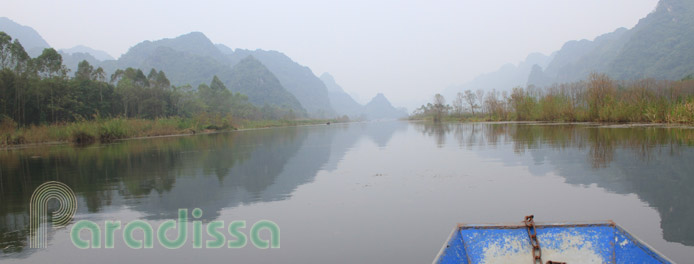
[1, 121, 693, 263]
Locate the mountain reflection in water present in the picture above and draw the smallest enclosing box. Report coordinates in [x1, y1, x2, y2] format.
[1, 122, 693, 263]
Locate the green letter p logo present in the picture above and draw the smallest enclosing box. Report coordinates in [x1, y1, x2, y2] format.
[29, 181, 77, 248]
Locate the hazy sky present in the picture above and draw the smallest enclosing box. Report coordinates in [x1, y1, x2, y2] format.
[6, 0, 657, 108]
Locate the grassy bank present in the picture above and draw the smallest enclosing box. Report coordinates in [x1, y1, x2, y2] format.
[0, 116, 343, 148]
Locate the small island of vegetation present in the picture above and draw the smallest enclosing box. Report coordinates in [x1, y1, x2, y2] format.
[412, 73, 694, 124]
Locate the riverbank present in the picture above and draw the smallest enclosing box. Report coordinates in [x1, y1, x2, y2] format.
[0, 117, 344, 149]
[409, 111, 694, 126]
[408, 117, 694, 128]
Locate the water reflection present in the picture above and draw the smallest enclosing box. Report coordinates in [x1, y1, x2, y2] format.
[2, 121, 692, 260]
[414, 122, 694, 246]
[0, 122, 407, 256]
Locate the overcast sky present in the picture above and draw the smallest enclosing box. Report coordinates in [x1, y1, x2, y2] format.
[6, 0, 657, 108]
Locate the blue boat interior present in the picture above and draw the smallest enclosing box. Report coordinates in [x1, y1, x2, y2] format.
[434, 221, 672, 264]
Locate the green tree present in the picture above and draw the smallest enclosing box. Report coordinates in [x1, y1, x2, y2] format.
[587, 73, 616, 120]
[35, 48, 65, 78]
[75, 60, 94, 80]
[199, 76, 232, 115]
[0, 32, 12, 68]
[510, 87, 536, 121]
[9, 40, 30, 74]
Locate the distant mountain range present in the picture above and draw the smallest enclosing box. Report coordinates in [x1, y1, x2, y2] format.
[101, 31, 337, 117]
[60, 45, 114, 61]
[1, 18, 407, 119]
[321, 73, 364, 117]
[363, 93, 409, 120]
[98, 31, 408, 118]
[447, 0, 694, 96]
[442, 52, 554, 99]
[0, 17, 50, 57]
[320, 73, 408, 120]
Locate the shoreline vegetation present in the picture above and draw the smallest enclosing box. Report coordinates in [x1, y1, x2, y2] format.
[0, 31, 348, 149]
[410, 73, 694, 124]
[1, 116, 344, 149]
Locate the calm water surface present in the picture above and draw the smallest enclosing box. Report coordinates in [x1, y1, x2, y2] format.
[1, 122, 693, 263]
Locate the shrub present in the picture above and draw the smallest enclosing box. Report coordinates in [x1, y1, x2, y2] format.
[99, 118, 129, 142]
[667, 99, 694, 123]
